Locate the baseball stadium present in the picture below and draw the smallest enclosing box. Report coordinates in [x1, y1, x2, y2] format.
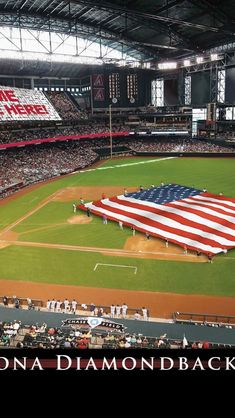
[0, 0, 235, 350]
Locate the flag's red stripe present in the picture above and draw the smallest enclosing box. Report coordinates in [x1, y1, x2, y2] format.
[203, 192, 235, 203]
[110, 197, 235, 241]
[187, 197, 235, 214]
[167, 201, 235, 230]
[79, 204, 221, 254]
[84, 205, 218, 254]
[93, 200, 229, 249]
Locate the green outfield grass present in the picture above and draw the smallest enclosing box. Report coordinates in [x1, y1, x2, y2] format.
[0, 156, 235, 296]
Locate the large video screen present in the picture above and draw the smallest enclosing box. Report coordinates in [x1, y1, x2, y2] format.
[0, 86, 61, 121]
[225, 67, 235, 103]
[191, 72, 210, 106]
[164, 79, 178, 106]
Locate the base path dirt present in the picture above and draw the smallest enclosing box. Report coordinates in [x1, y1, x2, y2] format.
[0, 279, 234, 319]
[54, 186, 138, 202]
[0, 231, 19, 241]
[124, 235, 207, 263]
[0, 239, 211, 264]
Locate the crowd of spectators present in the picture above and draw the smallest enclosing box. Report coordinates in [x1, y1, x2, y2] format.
[45, 91, 87, 120]
[0, 320, 21, 347]
[1, 319, 232, 349]
[129, 138, 184, 152]
[17, 326, 186, 349]
[1, 135, 235, 199]
[0, 135, 131, 198]
[0, 140, 99, 198]
[0, 123, 127, 145]
[0, 320, 142, 348]
[182, 139, 235, 153]
[129, 138, 235, 153]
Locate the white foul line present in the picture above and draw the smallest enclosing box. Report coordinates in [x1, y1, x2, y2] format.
[79, 156, 177, 173]
[94, 263, 137, 274]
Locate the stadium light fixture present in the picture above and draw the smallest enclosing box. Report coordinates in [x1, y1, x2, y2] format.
[143, 62, 151, 69]
[196, 56, 203, 64]
[118, 59, 126, 67]
[183, 59, 191, 67]
[130, 61, 140, 68]
[158, 62, 177, 70]
[210, 53, 218, 61]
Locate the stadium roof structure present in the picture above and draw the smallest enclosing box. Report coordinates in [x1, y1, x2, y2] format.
[0, 0, 235, 75]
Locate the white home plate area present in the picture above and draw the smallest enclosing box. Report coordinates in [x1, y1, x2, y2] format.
[93, 263, 138, 274]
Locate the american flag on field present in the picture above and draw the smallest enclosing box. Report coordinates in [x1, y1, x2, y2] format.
[79, 184, 235, 255]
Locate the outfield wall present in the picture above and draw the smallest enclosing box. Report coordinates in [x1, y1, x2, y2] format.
[0, 131, 129, 150]
[135, 152, 235, 158]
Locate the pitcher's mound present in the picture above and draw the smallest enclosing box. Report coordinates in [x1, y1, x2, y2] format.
[67, 215, 92, 224]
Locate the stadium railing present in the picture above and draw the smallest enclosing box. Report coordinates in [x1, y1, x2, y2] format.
[173, 311, 235, 327]
[0, 296, 149, 318]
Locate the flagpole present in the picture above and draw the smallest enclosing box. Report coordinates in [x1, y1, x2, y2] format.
[109, 104, 113, 159]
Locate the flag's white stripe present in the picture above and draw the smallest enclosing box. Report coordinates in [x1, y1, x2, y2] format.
[101, 199, 235, 246]
[193, 195, 235, 208]
[117, 195, 235, 236]
[87, 202, 222, 254]
[183, 198, 235, 215]
[170, 201, 235, 224]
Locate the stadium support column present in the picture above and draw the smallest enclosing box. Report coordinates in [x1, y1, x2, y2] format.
[90, 75, 94, 116]
[210, 66, 217, 104]
[209, 66, 217, 139]
[31, 78, 34, 90]
[109, 104, 113, 159]
[178, 71, 185, 106]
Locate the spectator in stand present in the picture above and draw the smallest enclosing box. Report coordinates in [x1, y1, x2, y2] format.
[46, 91, 85, 120]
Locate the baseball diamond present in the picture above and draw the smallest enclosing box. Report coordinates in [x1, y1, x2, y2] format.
[0, 156, 235, 319]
